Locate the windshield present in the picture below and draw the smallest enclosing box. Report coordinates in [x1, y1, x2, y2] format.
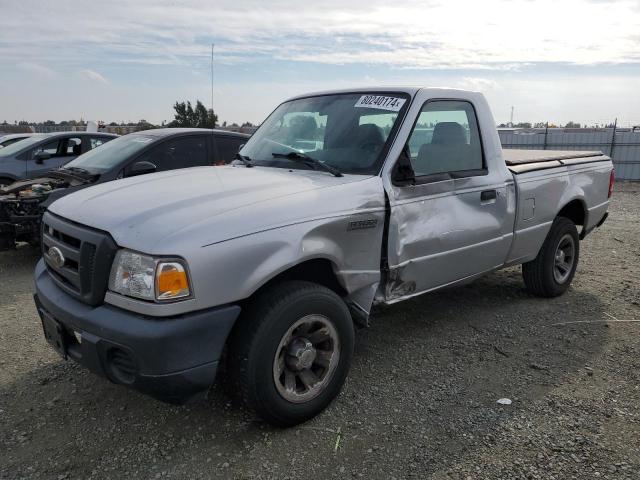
[239, 92, 410, 175]
[0, 135, 46, 157]
[64, 134, 155, 173]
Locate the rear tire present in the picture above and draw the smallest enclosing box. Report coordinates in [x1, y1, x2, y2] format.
[228, 280, 354, 427]
[522, 216, 580, 297]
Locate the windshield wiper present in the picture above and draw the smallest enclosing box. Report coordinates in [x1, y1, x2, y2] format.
[233, 152, 254, 168]
[271, 152, 342, 177]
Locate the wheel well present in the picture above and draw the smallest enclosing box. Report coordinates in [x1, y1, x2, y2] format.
[250, 259, 348, 300]
[557, 200, 586, 226]
[223, 260, 350, 367]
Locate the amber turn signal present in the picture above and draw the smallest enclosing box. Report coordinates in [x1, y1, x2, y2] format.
[156, 262, 190, 300]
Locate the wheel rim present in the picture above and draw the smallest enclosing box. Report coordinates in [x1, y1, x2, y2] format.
[272, 314, 340, 403]
[553, 233, 575, 283]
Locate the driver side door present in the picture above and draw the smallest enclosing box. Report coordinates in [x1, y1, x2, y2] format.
[384, 98, 512, 301]
[26, 136, 82, 177]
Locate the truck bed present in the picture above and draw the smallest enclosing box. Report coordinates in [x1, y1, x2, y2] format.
[504, 149, 610, 174]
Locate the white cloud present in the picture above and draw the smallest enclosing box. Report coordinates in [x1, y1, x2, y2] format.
[457, 77, 501, 91]
[1, 0, 639, 70]
[17, 62, 56, 78]
[80, 69, 109, 84]
[2, 0, 640, 125]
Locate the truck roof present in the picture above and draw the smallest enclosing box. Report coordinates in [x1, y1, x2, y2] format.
[284, 86, 479, 102]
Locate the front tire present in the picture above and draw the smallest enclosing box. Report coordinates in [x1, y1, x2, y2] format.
[522, 216, 580, 297]
[228, 281, 354, 427]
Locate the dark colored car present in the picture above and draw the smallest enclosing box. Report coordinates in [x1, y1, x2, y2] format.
[0, 131, 118, 187]
[0, 128, 249, 250]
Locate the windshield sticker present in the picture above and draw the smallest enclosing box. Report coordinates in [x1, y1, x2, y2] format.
[132, 137, 153, 143]
[354, 95, 406, 112]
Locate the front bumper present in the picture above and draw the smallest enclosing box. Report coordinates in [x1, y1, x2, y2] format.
[34, 259, 241, 403]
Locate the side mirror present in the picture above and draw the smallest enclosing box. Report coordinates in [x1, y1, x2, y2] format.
[392, 145, 416, 185]
[34, 151, 51, 164]
[127, 160, 157, 177]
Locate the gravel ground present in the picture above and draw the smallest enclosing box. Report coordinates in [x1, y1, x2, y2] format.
[1, 187, 638, 480]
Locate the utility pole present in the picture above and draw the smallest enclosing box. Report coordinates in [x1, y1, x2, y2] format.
[610, 118, 618, 158]
[211, 43, 219, 112]
[509, 106, 514, 127]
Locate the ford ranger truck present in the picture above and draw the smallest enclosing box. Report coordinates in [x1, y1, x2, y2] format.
[34, 88, 614, 427]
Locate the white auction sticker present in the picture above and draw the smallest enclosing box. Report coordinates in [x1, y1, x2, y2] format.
[354, 95, 406, 112]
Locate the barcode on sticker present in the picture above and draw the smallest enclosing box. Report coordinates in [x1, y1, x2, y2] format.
[354, 95, 406, 112]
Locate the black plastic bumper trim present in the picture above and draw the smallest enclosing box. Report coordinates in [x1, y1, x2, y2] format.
[34, 259, 241, 403]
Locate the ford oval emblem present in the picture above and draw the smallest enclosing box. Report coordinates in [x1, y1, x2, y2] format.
[48, 246, 65, 268]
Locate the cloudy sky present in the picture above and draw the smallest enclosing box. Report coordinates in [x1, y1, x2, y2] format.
[1, 0, 639, 126]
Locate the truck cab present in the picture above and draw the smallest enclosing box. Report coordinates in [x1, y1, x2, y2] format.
[33, 88, 613, 427]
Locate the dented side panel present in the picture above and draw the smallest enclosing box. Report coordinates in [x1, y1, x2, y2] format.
[383, 179, 515, 301]
[379, 89, 517, 303]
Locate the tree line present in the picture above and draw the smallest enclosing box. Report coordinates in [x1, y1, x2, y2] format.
[1, 99, 255, 130]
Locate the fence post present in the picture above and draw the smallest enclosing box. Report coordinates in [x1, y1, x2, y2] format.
[543, 122, 548, 150]
[609, 118, 617, 158]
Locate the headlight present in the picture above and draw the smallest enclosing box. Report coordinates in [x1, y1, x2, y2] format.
[108, 249, 191, 301]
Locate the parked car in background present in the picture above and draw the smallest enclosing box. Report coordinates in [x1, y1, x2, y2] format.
[0, 132, 118, 187]
[0, 128, 249, 249]
[0, 133, 35, 149]
[32, 88, 613, 426]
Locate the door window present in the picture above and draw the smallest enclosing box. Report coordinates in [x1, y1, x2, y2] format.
[65, 137, 82, 156]
[215, 136, 246, 164]
[144, 136, 208, 171]
[406, 100, 483, 177]
[89, 137, 106, 149]
[33, 140, 61, 158]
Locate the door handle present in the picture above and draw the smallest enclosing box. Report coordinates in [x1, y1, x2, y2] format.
[480, 190, 497, 202]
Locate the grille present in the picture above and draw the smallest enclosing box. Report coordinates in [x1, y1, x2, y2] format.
[41, 212, 117, 306]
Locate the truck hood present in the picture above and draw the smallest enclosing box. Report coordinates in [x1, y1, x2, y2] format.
[48, 166, 384, 253]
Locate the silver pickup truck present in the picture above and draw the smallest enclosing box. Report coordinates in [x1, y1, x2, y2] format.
[34, 88, 614, 426]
